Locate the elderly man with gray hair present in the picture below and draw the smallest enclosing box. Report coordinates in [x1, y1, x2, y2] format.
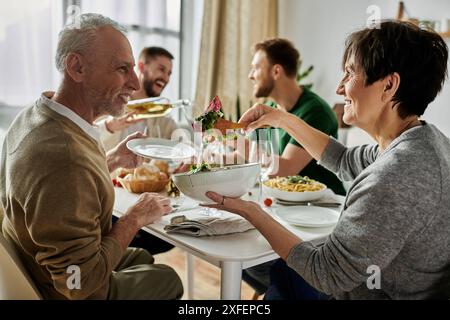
[0, 13, 183, 300]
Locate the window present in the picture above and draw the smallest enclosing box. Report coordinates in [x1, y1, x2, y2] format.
[0, 0, 182, 106]
[0, 0, 63, 106]
[0, 0, 184, 152]
[80, 0, 182, 101]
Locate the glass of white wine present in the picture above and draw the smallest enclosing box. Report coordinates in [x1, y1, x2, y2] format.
[127, 97, 191, 119]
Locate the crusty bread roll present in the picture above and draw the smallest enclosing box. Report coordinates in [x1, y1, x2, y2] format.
[116, 168, 134, 179]
[134, 167, 160, 181]
[119, 178, 168, 193]
[117, 165, 169, 193]
[150, 159, 169, 174]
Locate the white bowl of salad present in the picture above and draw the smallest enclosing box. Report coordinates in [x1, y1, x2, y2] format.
[172, 163, 260, 203]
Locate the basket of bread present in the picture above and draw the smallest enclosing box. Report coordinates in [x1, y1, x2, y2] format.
[115, 160, 170, 193]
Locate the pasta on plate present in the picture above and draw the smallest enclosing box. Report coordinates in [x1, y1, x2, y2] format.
[264, 176, 325, 193]
[262, 176, 327, 202]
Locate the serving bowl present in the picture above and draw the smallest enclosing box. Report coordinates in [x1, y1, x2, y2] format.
[172, 163, 260, 203]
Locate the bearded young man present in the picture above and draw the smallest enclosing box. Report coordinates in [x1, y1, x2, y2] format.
[248, 38, 345, 194]
[98, 46, 177, 151]
[242, 38, 346, 295]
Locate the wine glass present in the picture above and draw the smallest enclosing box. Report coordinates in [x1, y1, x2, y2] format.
[259, 139, 274, 181]
[248, 129, 276, 204]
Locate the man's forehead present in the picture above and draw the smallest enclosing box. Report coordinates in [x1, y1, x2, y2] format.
[111, 55, 135, 66]
[252, 50, 268, 65]
[94, 26, 135, 63]
[106, 51, 135, 69]
[146, 55, 172, 67]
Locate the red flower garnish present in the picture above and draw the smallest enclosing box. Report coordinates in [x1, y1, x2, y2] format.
[206, 96, 222, 113]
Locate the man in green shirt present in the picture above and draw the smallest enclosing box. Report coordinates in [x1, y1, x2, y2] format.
[249, 38, 345, 195]
[243, 38, 345, 295]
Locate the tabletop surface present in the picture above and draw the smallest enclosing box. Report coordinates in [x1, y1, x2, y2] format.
[113, 187, 345, 264]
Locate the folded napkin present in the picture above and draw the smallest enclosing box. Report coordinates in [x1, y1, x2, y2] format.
[164, 213, 254, 237]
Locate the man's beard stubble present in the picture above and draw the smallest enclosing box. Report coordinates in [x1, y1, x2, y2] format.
[83, 87, 118, 119]
[86, 88, 124, 119]
[254, 77, 275, 98]
[143, 79, 162, 98]
[96, 100, 124, 118]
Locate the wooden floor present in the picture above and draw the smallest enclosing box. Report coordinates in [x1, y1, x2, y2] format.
[154, 247, 260, 300]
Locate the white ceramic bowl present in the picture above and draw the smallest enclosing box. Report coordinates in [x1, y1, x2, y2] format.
[172, 163, 260, 203]
[262, 181, 327, 202]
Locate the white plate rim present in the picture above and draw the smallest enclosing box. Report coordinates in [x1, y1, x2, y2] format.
[275, 206, 340, 228]
[126, 138, 195, 161]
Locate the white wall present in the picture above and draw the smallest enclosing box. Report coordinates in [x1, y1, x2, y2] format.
[279, 0, 450, 138]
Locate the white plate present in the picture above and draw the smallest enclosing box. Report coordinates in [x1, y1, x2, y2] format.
[262, 183, 327, 202]
[127, 138, 195, 161]
[276, 206, 340, 228]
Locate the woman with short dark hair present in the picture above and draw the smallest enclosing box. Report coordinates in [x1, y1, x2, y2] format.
[205, 20, 450, 299]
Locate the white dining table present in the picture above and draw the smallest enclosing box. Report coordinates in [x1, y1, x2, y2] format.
[113, 187, 344, 300]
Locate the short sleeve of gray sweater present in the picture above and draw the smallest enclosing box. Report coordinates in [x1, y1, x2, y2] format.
[286, 124, 450, 299]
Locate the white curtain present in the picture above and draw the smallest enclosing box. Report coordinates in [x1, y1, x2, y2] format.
[194, 0, 278, 121]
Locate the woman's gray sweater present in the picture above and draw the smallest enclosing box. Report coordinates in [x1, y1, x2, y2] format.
[287, 123, 450, 299]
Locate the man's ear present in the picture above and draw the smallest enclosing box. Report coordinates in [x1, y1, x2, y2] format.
[65, 53, 86, 83]
[138, 61, 145, 73]
[382, 72, 400, 101]
[272, 64, 282, 80]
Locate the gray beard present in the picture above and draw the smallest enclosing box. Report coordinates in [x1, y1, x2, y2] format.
[84, 88, 121, 118]
[105, 103, 124, 117]
[93, 102, 123, 118]
[90, 95, 124, 118]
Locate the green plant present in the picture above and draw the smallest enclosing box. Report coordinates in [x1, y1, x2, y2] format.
[296, 59, 314, 89]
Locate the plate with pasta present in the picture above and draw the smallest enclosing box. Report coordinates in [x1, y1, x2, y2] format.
[262, 176, 327, 202]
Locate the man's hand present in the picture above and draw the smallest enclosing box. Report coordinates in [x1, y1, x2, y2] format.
[106, 132, 146, 172]
[105, 111, 145, 133]
[239, 103, 284, 131]
[126, 193, 172, 228]
[108, 193, 172, 252]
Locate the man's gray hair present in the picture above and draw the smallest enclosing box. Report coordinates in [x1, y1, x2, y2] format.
[55, 13, 127, 73]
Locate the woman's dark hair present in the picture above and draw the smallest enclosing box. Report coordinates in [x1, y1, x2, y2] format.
[343, 20, 448, 118]
[254, 38, 300, 78]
